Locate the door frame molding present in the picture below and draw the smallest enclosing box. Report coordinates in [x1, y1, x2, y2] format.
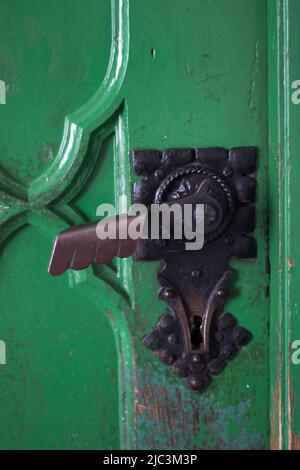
[269, 0, 300, 449]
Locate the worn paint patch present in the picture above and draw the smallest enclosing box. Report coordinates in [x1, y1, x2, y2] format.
[248, 42, 259, 111]
[0, 80, 6, 104]
[0, 340, 6, 364]
[195, 394, 265, 449]
[135, 371, 200, 450]
[288, 371, 300, 449]
[270, 377, 282, 450]
[291, 433, 300, 449]
[135, 367, 265, 450]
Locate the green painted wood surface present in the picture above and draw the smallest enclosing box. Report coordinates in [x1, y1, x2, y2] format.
[129, 0, 269, 450]
[0, 0, 270, 449]
[269, 0, 300, 449]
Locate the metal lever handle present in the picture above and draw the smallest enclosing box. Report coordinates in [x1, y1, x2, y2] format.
[48, 180, 219, 276]
[48, 146, 257, 392]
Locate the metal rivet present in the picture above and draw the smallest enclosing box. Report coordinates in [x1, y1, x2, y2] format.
[223, 167, 233, 177]
[191, 268, 203, 280]
[187, 375, 206, 391]
[220, 341, 235, 360]
[214, 331, 223, 342]
[191, 354, 201, 364]
[232, 326, 252, 347]
[167, 333, 178, 345]
[157, 314, 174, 331]
[154, 169, 164, 180]
[207, 358, 226, 375]
[142, 332, 160, 351]
[217, 313, 236, 330]
[158, 350, 176, 365]
[162, 287, 176, 300]
[171, 363, 188, 378]
[189, 376, 203, 389]
[217, 288, 227, 298]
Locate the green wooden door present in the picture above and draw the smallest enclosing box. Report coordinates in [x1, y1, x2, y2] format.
[0, 0, 295, 450]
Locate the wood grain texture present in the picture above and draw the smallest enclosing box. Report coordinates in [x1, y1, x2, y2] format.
[269, 0, 300, 450]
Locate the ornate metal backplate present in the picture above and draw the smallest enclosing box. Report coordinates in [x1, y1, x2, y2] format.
[133, 147, 257, 391]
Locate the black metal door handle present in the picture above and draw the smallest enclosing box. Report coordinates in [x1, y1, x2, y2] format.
[48, 147, 257, 391]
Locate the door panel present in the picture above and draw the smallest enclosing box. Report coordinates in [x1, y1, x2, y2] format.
[0, 0, 125, 450]
[0, 0, 111, 186]
[0, 226, 119, 449]
[269, 0, 300, 449]
[0, 0, 270, 449]
[127, 0, 269, 449]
